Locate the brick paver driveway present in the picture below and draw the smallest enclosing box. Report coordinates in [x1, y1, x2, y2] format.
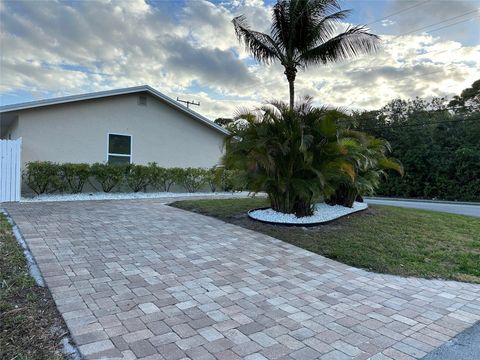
[4, 199, 480, 360]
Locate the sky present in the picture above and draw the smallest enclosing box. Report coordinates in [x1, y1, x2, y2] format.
[0, 0, 479, 119]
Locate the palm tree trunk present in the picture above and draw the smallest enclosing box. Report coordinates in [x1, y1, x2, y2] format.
[284, 66, 297, 110]
[288, 80, 294, 110]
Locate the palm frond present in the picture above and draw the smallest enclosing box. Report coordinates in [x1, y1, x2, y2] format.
[232, 15, 283, 64]
[300, 25, 380, 65]
[379, 158, 404, 175]
[271, 0, 290, 51]
[306, 9, 351, 44]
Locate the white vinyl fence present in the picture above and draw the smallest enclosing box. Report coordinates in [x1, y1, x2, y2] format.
[0, 138, 22, 202]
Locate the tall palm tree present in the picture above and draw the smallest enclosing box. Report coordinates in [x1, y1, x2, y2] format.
[233, 0, 380, 109]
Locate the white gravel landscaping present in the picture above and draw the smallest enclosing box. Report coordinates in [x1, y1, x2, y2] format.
[21, 191, 252, 203]
[248, 201, 368, 224]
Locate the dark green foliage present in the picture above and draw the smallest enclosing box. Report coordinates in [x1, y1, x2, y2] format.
[23, 162, 220, 194]
[219, 169, 239, 192]
[90, 163, 127, 192]
[216, 168, 245, 192]
[448, 79, 480, 112]
[60, 163, 91, 193]
[352, 93, 480, 201]
[148, 164, 182, 192]
[125, 164, 151, 192]
[205, 168, 218, 192]
[176, 168, 208, 193]
[207, 167, 246, 192]
[325, 129, 403, 207]
[223, 99, 400, 216]
[23, 161, 63, 195]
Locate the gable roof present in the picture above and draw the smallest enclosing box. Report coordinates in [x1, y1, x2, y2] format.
[0, 85, 230, 136]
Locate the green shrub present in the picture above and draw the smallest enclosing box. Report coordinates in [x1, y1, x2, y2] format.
[354, 97, 480, 201]
[215, 168, 244, 192]
[148, 164, 181, 192]
[60, 163, 91, 193]
[176, 168, 208, 193]
[205, 168, 218, 192]
[23, 161, 63, 195]
[125, 164, 151, 192]
[90, 163, 127, 192]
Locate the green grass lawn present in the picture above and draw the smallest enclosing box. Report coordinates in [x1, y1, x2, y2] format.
[0, 214, 68, 360]
[170, 198, 480, 283]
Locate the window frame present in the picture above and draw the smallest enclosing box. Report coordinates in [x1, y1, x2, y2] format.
[106, 132, 132, 164]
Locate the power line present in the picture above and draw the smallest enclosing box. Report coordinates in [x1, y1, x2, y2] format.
[417, 45, 464, 58]
[423, 16, 479, 35]
[343, 81, 473, 110]
[394, 9, 479, 38]
[347, 64, 455, 81]
[312, 10, 479, 107]
[347, 42, 475, 74]
[346, 13, 478, 69]
[250, 13, 477, 97]
[348, 104, 476, 113]
[365, 0, 432, 26]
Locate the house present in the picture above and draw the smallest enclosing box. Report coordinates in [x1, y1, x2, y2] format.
[0, 86, 230, 169]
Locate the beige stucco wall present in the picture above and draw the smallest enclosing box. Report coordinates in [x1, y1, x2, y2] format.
[9, 93, 226, 169]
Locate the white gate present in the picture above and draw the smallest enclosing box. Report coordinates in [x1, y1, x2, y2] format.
[0, 138, 22, 202]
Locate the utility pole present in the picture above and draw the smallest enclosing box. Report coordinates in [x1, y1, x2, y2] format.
[176, 97, 200, 109]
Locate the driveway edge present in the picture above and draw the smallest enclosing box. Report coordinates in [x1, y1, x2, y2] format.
[1, 207, 83, 360]
[1, 208, 45, 287]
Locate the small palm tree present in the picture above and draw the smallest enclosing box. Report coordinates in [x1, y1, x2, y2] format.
[327, 129, 403, 207]
[233, 0, 380, 109]
[223, 99, 401, 216]
[223, 99, 355, 216]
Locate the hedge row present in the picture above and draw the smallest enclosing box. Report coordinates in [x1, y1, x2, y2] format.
[23, 161, 243, 195]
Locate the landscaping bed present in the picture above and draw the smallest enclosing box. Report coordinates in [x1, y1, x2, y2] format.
[248, 201, 368, 225]
[0, 214, 72, 359]
[170, 198, 480, 283]
[21, 191, 251, 203]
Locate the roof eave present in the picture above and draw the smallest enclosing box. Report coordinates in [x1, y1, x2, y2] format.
[0, 85, 231, 136]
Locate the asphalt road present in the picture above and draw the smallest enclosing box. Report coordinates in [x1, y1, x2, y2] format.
[365, 199, 480, 218]
[422, 321, 480, 360]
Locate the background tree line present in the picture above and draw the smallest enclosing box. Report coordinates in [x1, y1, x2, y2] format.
[352, 80, 480, 201]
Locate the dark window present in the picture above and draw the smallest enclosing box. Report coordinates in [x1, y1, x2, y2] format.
[108, 134, 131, 164]
[108, 155, 131, 164]
[109, 134, 131, 154]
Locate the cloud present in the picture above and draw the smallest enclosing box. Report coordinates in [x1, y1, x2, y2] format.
[164, 37, 255, 90]
[0, 0, 479, 118]
[381, 19, 395, 27]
